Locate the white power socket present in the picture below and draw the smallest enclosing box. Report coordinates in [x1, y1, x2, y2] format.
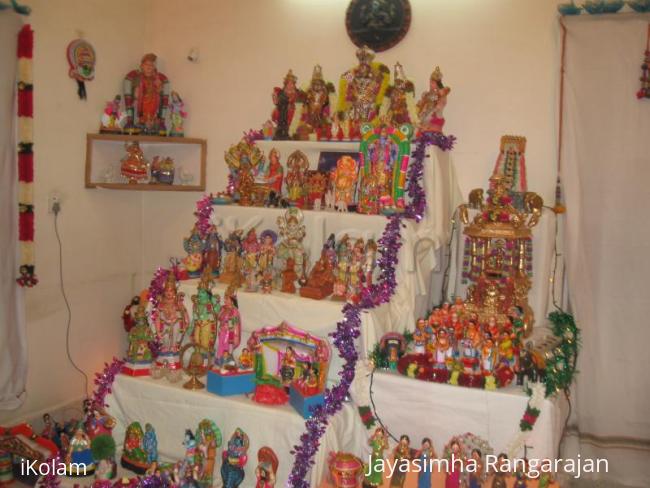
[48, 191, 61, 214]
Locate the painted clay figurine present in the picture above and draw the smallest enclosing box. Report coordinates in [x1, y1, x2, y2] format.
[285, 150, 309, 206]
[416, 66, 450, 134]
[123, 53, 170, 135]
[182, 225, 207, 278]
[219, 230, 244, 288]
[215, 286, 241, 367]
[66, 424, 95, 476]
[143, 424, 158, 466]
[169, 91, 187, 137]
[417, 437, 436, 488]
[191, 268, 220, 356]
[330, 155, 358, 211]
[126, 305, 154, 364]
[220, 428, 249, 488]
[382, 62, 417, 126]
[254, 447, 279, 488]
[276, 207, 307, 277]
[281, 257, 298, 294]
[203, 225, 223, 277]
[364, 427, 389, 487]
[195, 419, 222, 487]
[390, 434, 413, 488]
[121, 422, 148, 474]
[258, 230, 277, 294]
[272, 69, 299, 140]
[300, 248, 335, 300]
[100, 95, 126, 133]
[242, 229, 261, 292]
[295, 65, 335, 140]
[153, 273, 189, 366]
[120, 142, 149, 184]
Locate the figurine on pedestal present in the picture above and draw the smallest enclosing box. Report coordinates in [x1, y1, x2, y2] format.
[285, 150, 309, 206]
[220, 429, 249, 488]
[337, 46, 390, 139]
[416, 66, 450, 135]
[254, 447, 278, 488]
[330, 156, 358, 212]
[219, 230, 244, 288]
[169, 91, 187, 137]
[203, 225, 223, 277]
[258, 230, 277, 294]
[242, 229, 261, 292]
[272, 70, 299, 140]
[153, 273, 189, 368]
[123, 53, 170, 135]
[215, 286, 241, 368]
[123, 304, 154, 376]
[66, 424, 96, 476]
[195, 419, 222, 488]
[276, 207, 307, 278]
[364, 428, 388, 487]
[191, 267, 220, 357]
[295, 65, 335, 140]
[182, 225, 207, 278]
[120, 142, 149, 184]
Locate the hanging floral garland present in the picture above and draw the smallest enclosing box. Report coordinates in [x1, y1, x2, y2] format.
[16, 24, 37, 287]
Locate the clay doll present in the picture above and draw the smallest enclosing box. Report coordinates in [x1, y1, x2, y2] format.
[281, 257, 299, 294]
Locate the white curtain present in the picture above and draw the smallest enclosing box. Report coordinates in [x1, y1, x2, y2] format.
[0, 13, 27, 410]
[561, 15, 650, 486]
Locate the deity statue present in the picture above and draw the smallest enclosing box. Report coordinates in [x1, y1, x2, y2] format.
[272, 69, 299, 140]
[215, 287, 242, 367]
[276, 207, 307, 276]
[203, 225, 223, 277]
[258, 148, 284, 195]
[120, 141, 149, 184]
[364, 427, 389, 487]
[126, 305, 154, 364]
[305, 171, 328, 209]
[330, 155, 358, 211]
[100, 95, 127, 133]
[281, 257, 299, 294]
[347, 238, 365, 302]
[169, 91, 187, 137]
[242, 229, 260, 292]
[381, 62, 417, 126]
[295, 65, 335, 140]
[191, 268, 220, 356]
[152, 273, 189, 365]
[363, 239, 377, 286]
[121, 422, 148, 474]
[224, 141, 264, 202]
[220, 428, 249, 488]
[195, 419, 222, 487]
[143, 424, 158, 466]
[332, 236, 351, 300]
[258, 230, 277, 294]
[254, 447, 278, 488]
[219, 230, 244, 287]
[337, 45, 390, 139]
[416, 66, 451, 134]
[123, 53, 170, 135]
[300, 248, 335, 300]
[285, 150, 309, 206]
[182, 225, 207, 278]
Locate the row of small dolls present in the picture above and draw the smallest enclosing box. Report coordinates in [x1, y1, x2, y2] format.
[329, 429, 556, 488]
[266, 45, 451, 142]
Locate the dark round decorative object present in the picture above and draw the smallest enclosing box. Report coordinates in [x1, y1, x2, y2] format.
[346, 0, 411, 52]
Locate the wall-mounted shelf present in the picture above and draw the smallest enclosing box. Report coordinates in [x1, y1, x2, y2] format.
[85, 133, 207, 191]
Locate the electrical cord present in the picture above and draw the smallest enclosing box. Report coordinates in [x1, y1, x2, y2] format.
[368, 367, 400, 443]
[53, 206, 89, 398]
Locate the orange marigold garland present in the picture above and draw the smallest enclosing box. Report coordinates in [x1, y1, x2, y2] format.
[16, 24, 37, 287]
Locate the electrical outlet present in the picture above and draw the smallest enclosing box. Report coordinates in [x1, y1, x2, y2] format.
[48, 191, 61, 214]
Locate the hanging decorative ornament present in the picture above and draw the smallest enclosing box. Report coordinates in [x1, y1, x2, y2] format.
[66, 38, 95, 100]
[637, 23, 650, 100]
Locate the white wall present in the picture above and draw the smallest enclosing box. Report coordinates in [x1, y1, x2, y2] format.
[0, 0, 147, 424]
[2, 0, 562, 423]
[139, 0, 561, 274]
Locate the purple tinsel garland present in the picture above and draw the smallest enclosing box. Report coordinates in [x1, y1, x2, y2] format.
[91, 357, 125, 411]
[194, 194, 214, 239]
[38, 452, 61, 488]
[287, 133, 439, 487]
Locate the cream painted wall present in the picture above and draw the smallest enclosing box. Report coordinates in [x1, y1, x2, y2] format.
[139, 0, 561, 274]
[2, 0, 562, 423]
[0, 0, 147, 424]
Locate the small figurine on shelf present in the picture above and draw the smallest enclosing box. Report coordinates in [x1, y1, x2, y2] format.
[363, 240, 378, 286]
[258, 230, 277, 294]
[416, 66, 451, 135]
[123, 304, 154, 376]
[285, 150, 309, 206]
[153, 273, 189, 368]
[254, 447, 278, 488]
[332, 236, 351, 301]
[272, 70, 299, 140]
[416, 437, 436, 488]
[121, 294, 140, 332]
[123, 53, 170, 135]
[276, 207, 307, 278]
[219, 230, 244, 288]
[195, 419, 222, 487]
[280, 345, 297, 387]
[337, 45, 390, 139]
[300, 248, 335, 300]
[120, 141, 149, 184]
[220, 428, 249, 488]
[412, 319, 430, 354]
[305, 170, 328, 210]
[66, 423, 96, 476]
[381, 62, 417, 126]
[169, 91, 187, 137]
[259, 148, 284, 195]
[491, 453, 509, 488]
[480, 333, 498, 390]
[328, 452, 364, 488]
[203, 225, 223, 277]
[390, 435, 414, 488]
[239, 347, 254, 370]
[365, 427, 389, 487]
[121, 422, 149, 474]
[295, 65, 336, 141]
[224, 140, 264, 202]
[100, 95, 127, 133]
[281, 257, 299, 294]
[191, 267, 221, 356]
[182, 225, 207, 278]
[215, 286, 241, 368]
[330, 156, 358, 212]
[443, 438, 464, 488]
[143, 424, 158, 467]
[150, 156, 175, 185]
[242, 229, 261, 292]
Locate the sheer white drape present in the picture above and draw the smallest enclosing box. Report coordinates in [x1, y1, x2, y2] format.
[0, 13, 27, 410]
[561, 15, 650, 486]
